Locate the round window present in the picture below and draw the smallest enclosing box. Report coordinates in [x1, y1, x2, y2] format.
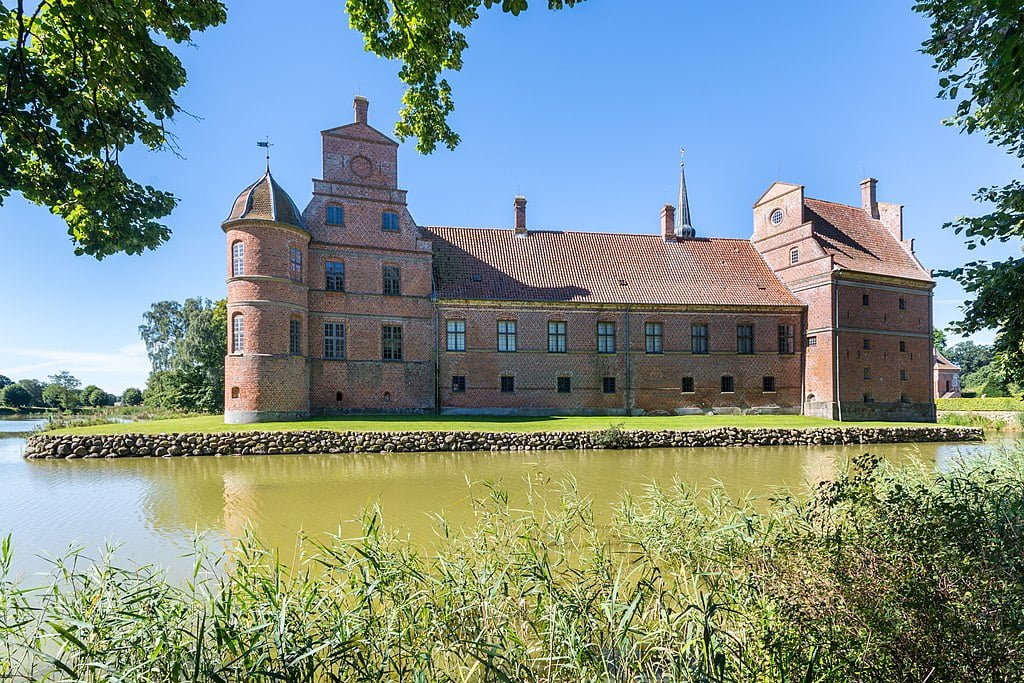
[770, 208, 784, 225]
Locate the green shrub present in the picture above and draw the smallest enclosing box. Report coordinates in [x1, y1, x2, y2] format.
[936, 397, 1024, 411]
[939, 413, 1007, 430]
[2, 452, 1023, 681]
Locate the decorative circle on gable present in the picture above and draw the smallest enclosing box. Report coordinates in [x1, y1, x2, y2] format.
[770, 208, 784, 225]
[350, 155, 373, 179]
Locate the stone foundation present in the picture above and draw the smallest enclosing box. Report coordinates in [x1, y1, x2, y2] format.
[24, 426, 983, 460]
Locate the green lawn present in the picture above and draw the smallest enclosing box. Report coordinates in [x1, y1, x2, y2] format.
[49, 413, 929, 436]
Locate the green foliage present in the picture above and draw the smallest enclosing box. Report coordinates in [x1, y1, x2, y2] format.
[594, 422, 627, 448]
[346, 0, 587, 153]
[961, 363, 1018, 397]
[914, 1, 1024, 384]
[0, 374, 10, 389]
[932, 327, 949, 355]
[41, 371, 82, 410]
[140, 298, 226, 412]
[946, 340, 994, 375]
[121, 387, 143, 406]
[2, 452, 1024, 680]
[938, 412, 1008, 430]
[936, 397, 1024, 412]
[15, 378, 43, 405]
[81, 385, 114, 407]
[0, 383, 31, 408]
[0, 0, 227, 257]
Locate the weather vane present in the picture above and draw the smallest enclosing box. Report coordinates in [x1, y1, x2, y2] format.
[256, 136, 273, 170]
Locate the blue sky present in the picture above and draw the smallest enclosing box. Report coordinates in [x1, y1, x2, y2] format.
[0, 0, 1017, 392]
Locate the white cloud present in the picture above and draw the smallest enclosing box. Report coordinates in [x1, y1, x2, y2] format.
[0, 343, 151, 393]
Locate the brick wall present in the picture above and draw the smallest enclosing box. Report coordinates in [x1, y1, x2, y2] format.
[436, 305, 804, 415]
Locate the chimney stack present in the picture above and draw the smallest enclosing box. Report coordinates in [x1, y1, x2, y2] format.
[661, 204, 676, 241]
[514, 196, 527, 235]
[860, 178, 879, 219]
[354, 96, 369, 125]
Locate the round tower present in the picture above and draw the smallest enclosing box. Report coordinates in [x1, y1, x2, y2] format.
[222, 168, 311, 423]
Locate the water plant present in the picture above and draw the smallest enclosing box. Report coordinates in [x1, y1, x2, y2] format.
[2, 449, 1022, 681]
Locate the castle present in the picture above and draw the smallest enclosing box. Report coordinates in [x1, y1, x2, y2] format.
[222, 97, 936, 423]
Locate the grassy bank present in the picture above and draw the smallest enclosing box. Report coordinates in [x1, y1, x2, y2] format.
[51, 413, 928, 436]
[2, 449, 1022, 681]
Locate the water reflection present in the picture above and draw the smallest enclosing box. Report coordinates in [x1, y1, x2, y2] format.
[0, 421, 1002, 579]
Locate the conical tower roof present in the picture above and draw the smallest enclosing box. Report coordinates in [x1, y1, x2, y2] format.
[223, 168, 306, 231]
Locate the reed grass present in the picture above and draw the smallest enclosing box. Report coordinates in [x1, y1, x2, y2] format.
[2, 449, 1023, 682]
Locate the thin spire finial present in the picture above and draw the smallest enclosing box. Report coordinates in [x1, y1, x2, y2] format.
[676, 147, 694, 238]
[257, 136, 273, 172]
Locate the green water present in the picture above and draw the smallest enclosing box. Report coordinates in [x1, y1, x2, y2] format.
[0, 419, 1001, 578]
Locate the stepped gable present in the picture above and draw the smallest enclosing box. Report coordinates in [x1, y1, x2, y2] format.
[421, 226, 802, 307]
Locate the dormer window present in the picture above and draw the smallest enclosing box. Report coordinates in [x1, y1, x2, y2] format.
[382, 211, 400, 232]
[789, 246, 799, 264]
[326, 205, 344, 226]
[770, 208, 783, 225]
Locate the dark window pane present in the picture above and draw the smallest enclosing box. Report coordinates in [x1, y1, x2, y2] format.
[602, 377, 616, 394]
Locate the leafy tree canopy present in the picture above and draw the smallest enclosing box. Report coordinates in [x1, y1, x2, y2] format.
[915, 0, 1024, 384]
[945, 340, 995, 376]
[121, 387, 143, 406]
[0, 374, 10, 388]
[0, 383, 31, 407]
[16, 378, 43, 404]
[47, 370, 80, 391]
[933, 328, 949, 355]
[0, 0, 226, 258]
[347, 0, 586, 153]
[140, 297, 225, 412]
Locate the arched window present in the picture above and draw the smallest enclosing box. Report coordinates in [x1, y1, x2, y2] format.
[230, 386, 240, 399]
[789, 246, 799, 265]
[232, 314, 244, 354]
[231, 241, 244, 276]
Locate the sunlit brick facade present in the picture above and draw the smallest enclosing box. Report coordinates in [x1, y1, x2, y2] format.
[222, 98, 936, 423]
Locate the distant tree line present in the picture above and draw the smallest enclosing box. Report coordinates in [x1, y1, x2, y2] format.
[0, 372, 142, 411]
[2, 297, 226, 414]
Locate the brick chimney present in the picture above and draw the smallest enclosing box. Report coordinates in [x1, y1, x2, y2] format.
[661, 204, 676, 241]
[860, 178, 879, 219]
[354, 96, 369, 125]
[514, 196, 527, 236]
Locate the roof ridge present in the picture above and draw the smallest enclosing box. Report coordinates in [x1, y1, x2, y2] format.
[423, 225, 751, 242]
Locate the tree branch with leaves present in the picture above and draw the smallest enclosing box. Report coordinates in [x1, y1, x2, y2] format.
[0, 0, 226, 258]
[915, 0, 1024, 387]
[346, 0, 586, 153]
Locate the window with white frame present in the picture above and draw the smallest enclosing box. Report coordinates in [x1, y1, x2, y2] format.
[232, 315, 244, 354]
[288, 247, 302, 282]
[231, 241, 244, 276]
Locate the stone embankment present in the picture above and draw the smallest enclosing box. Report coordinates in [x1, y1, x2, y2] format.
[24, 426, 984, 459]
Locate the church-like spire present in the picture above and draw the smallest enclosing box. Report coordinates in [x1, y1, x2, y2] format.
[675, 148, 695, 239]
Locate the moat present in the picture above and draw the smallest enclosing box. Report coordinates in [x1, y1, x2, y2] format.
[0, 417, 1001, 578]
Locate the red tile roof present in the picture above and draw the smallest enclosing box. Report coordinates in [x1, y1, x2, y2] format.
[421, 227, 803, 307]
[804, 198, 930, 282]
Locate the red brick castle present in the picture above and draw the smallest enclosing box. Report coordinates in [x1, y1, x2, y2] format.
[223, 98, 935, 423]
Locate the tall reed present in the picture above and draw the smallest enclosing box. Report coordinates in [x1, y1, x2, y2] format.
[2, 450, 1023, 682]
